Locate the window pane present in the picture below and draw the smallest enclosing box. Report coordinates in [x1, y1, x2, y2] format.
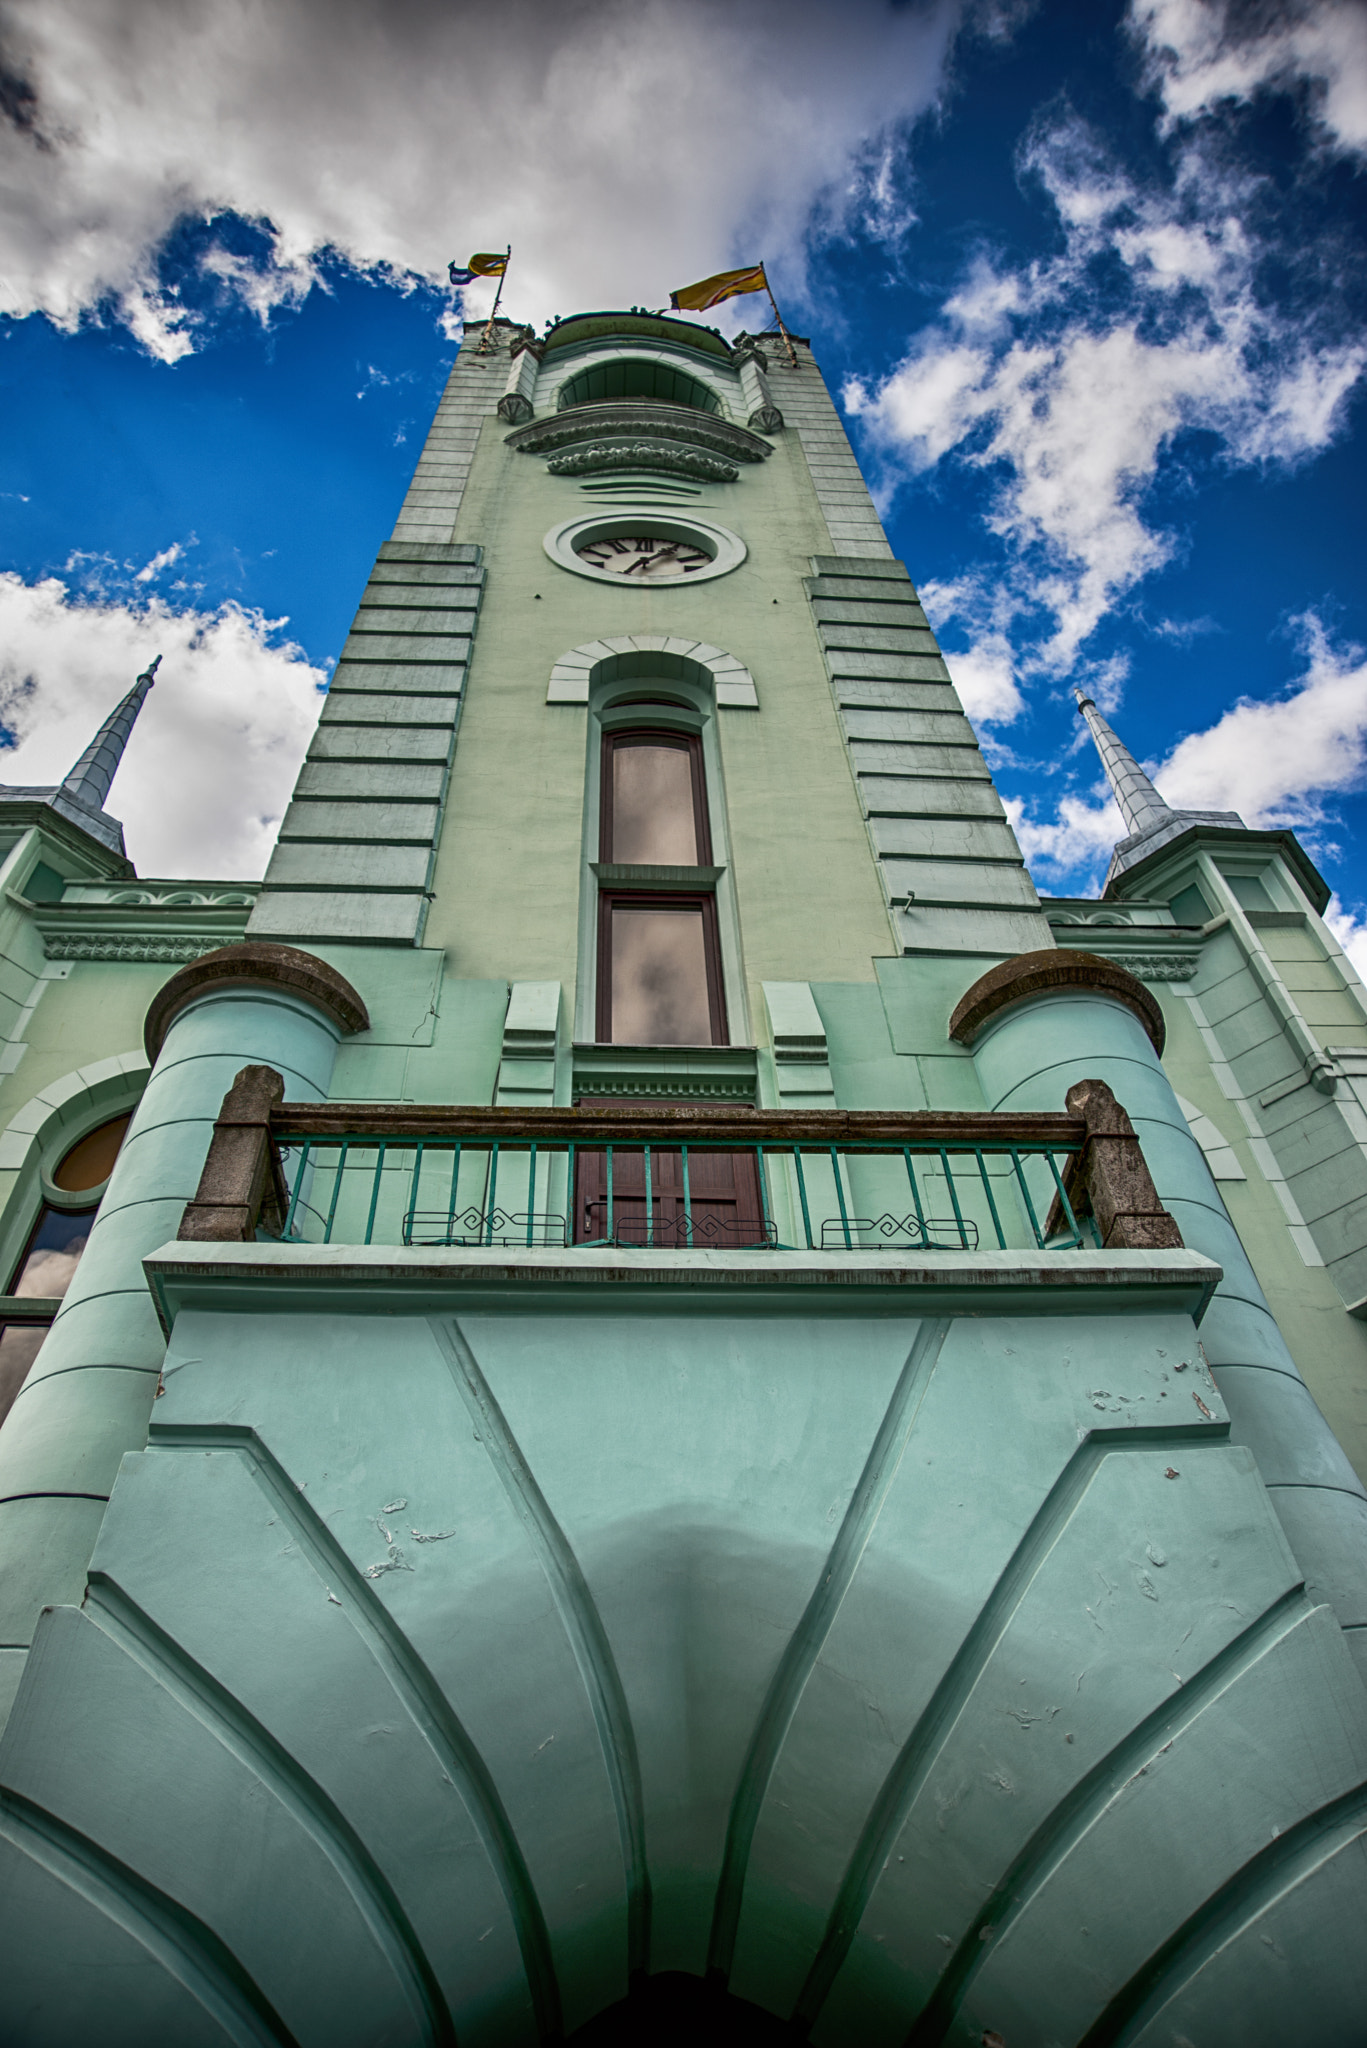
[0, 1323, 49, 1431]
[611, 906, 712, 1043]
[11, 1206, 96, 1299]
[612, 744, 699, 865]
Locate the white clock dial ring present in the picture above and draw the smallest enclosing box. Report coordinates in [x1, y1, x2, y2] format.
[544, 512, 747, 587]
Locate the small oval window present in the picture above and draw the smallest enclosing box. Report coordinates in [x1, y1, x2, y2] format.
[52, 1114, 131, 1193]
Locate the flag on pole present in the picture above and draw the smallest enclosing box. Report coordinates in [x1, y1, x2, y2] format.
[448, 252, 509, 286]
[669, 264, 768, 312]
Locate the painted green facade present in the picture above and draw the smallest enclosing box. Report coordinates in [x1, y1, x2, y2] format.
[0, 313, 1363, 2043]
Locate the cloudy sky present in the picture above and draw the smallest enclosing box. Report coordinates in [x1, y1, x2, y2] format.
[0, 0, 1364, 948]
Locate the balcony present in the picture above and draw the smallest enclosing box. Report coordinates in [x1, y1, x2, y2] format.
[176, 1080, 1184, 1259]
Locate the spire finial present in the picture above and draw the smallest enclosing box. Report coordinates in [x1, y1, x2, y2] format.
[60, 655, 161, 816]
[1073, 688, 1174, 840]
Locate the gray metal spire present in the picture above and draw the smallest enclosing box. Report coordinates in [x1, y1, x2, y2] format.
[1074, 687, 1245, 888]
[1073, 689, 1175, 838]
[61, 655, 160, 815]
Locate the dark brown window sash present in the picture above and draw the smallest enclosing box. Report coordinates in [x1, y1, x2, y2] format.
[595, 890, 728, 1045]
[599, 728, 711, 865]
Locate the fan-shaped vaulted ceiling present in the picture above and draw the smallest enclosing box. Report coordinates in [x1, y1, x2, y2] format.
[558, 359, 721, 414]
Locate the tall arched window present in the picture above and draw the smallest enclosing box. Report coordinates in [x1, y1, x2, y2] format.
[600, 730, 709, 866]
[0, 1112, 131, 1432]
[596, 729, 725, 1046]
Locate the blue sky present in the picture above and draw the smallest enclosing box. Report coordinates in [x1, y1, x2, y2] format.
[0, 0, 1363, 947]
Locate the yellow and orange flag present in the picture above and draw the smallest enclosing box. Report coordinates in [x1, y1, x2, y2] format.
[448, 251, 509, 286]
[669, 264, 768, 313]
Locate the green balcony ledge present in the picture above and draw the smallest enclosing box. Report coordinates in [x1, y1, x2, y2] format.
[143, 1240, 1223, 1334]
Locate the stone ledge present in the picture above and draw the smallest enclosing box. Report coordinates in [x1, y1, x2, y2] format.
[143, 1241, 1224, 1333]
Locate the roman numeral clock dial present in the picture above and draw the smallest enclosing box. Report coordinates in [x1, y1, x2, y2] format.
[576, 535, 712, 577]
[545, 513, 745, 584]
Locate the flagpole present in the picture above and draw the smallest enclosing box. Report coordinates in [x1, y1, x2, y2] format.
[477, 246, 512, 354]
[763, 270, 798, 370]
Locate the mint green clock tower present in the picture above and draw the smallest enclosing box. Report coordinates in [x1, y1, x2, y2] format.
[0, 309, 1364, 2045]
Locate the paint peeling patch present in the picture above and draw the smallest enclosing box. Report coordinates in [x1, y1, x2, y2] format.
[1193, 1392, 1214, 1419]
[327, 1591, 342, 1606]
[383, 1498, 408, 1514]
[364, 1545, 414, 1579]
[410, 1527, 457, 1545]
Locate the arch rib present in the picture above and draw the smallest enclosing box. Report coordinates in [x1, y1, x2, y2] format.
[546, 636, 758, 708]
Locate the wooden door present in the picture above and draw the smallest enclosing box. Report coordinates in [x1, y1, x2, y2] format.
[574, 1139, 768, 1246]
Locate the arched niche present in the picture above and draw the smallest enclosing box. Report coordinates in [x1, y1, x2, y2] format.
[557, 358, 722, 414]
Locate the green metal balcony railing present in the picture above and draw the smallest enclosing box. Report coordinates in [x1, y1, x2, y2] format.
[177, 1080, 1185, 1257]
[266, 1106, 1095, 1255]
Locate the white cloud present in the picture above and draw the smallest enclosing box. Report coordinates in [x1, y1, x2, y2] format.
[1155, 616, 1367, 826]
[931, 626, 1024, 725]
[845, 111, 1365, 675]
[1003, 790, 1123, 882]
[1131, 0, 1367, 158]
[0, 571, 323, 877]
[0, 0, 964, 358]
[133, 542, 185, 585]
[1326, 895, 1367, 986]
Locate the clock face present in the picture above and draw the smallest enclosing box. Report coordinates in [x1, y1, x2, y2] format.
[575, 534, 712, 579]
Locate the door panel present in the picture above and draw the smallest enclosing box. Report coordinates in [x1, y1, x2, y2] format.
[574, 1142, 769, 1246]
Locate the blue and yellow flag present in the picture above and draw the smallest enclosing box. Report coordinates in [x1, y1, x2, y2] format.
[448, 251, 508, 286]
[670, 264, 768, 312]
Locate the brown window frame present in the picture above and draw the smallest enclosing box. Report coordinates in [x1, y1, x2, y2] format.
[596, 890, 728, 1046]
[599, 728, 711, 866]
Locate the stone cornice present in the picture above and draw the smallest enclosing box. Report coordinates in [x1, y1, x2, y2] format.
[547, 440, 739, 482]
[570, 1042, 759, 1102]
[505, 402, 773, 465]
[1047, 920, 1204, 983]
[0, 794, 136, 879]
[1108, 823, 1331, 916]
[32, 887, 258, 964]
[539, 312, 732, 361]
[45, 934, 240, 965]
